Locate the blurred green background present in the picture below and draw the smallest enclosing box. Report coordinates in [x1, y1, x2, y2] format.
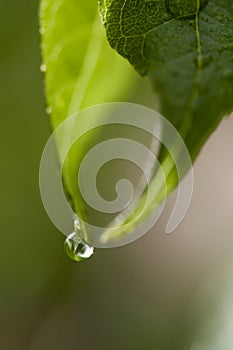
[1, 0, 233, 349]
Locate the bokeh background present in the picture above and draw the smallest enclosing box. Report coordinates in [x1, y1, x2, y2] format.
[1, 0, 233, 349]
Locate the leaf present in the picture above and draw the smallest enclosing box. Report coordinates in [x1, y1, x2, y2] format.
[40, 0, 140, 128]
[40, 0, 233, 244]
[40, 0, 155, 242]
[98, 0, 233, 239]
[100, 0, 233, 157]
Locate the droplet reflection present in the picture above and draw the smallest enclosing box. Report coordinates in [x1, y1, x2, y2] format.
[40, 64, 47, 72]
[64, 232, 94, 262]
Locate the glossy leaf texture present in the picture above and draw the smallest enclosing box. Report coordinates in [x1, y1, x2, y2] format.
[40, 0, 233, 243]
[40, 0, 155, 241]
[97, 0, 233, 239]
[40, 0, 151, 127]
[100, 0, 233, 159]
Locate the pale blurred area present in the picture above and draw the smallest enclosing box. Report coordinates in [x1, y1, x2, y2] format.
[1, 0, 233, 349]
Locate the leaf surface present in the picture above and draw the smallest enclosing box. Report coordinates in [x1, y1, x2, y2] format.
[97, 0, 233, 240]
[40, 0, 155, 241]
[41, 0, 233, 242]
[100, 0, 233, 158]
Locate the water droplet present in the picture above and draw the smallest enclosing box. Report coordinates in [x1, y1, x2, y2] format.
[40, 64, 47, 73]
[46, 106, 52, 115]
[64, 232, 94, 262]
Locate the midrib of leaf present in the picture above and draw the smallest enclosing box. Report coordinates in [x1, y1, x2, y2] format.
[67, 14, 105, 116]
[60, 13, 105, 154]
[156, 1, 204, 178]
[178, 0, 203, 137]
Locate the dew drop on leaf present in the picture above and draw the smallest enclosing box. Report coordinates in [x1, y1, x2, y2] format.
[64, 232, 94, 262]
[40, 64, 47, 72]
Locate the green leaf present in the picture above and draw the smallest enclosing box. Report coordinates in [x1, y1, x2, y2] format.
[40, 0, 155, 242]
[40, 0, 233, 244]
[100, 0, 233, 158]
[40, 0, 140, 128]
[98, 0, 233, 239]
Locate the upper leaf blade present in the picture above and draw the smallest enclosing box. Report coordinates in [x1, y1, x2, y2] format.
[40, 0, 141, 128]
[100, 0, 233, 159]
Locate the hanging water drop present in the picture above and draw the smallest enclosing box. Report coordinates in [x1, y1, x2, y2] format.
[40, 64, 47, 73]
[64, 232, 94, 262]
